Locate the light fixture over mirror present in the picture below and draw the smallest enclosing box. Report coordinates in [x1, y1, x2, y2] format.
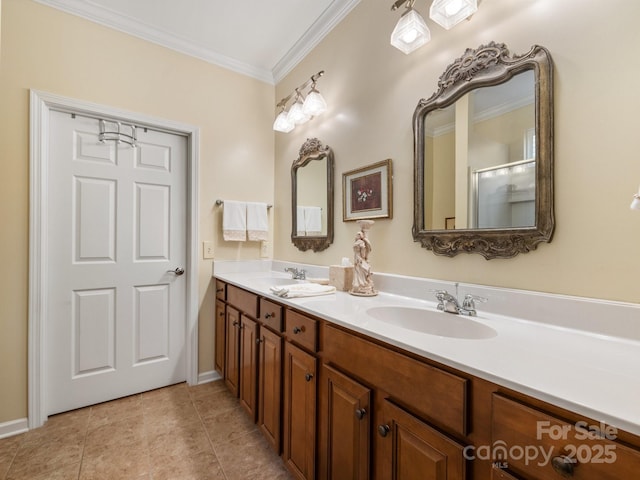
[390, 0, 479, 54]
[273, 71, 326, 133]
[391, 0, 430, 55]
[430, 0, 477, 30]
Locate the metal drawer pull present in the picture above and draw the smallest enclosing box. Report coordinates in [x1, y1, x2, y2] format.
[293, 326, 302, 334]
[305, 373, 313, 382]
[264, 312, 273, 319]
[256, 337, 264, 344]
[378, 424, 390, 437]
[216, 288, 224, 293]
[551, 455, 576, 477]
[355, 408, 367, 420]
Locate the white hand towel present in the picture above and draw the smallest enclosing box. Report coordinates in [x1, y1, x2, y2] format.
[304, 206, 323, 235]
[269, 283, 336, 298]
[222, 200, 246, 241]
[247, 202, 269, 241]
[296, 206, 306, 236]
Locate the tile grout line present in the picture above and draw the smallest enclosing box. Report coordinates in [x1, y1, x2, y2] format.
[189, 386, 231, 480]
[75, 406, 93, 480]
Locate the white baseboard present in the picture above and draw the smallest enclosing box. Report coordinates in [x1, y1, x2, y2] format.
[198, 370, 222, 385]
[0, 418, 29, 439]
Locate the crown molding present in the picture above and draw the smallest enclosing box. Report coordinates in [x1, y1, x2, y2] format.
[272, 0, 361, 83]
[35, 0, 361, 85]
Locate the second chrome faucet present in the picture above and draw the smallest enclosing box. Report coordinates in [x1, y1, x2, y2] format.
[432, 283, 487, 316]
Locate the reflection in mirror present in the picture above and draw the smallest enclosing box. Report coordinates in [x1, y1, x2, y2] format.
[414, 42, 554, 259]
[291, 138, 334, 252]
[424, 71, 536, 230]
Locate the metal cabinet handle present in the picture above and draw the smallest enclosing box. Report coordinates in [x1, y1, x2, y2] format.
[378, 424, 390, 437]
[232, 321, 239, 327]
[355, 408, 367, 420]
[216, 288, 224, 293]
[256, 337, 264, 344]
[293, 326, 302, 334]
[264, 313, 273, 319]
[305, 373, 314, 382]
[168, 267, 185, 275]
[551, 455, 576, 477]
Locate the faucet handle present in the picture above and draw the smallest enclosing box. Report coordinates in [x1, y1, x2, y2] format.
[462, 294, 487, 309]
[429, 289, 449, 310]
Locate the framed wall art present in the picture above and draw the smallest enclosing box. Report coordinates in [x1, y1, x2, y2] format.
[342, 159, 392, 221]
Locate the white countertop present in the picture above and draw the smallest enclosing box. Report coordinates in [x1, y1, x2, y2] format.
[214, 264, 640, 437]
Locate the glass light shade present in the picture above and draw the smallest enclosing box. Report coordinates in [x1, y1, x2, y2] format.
[430, 0, 477, 30]
[302, 90, 327, 116]
[390, 8, 430, 55]
[631, 193, 640, 211]
[287, 100, 311, 125]
[273, 111, 294, 133]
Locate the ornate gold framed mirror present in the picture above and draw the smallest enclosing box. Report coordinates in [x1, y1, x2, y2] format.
[413, 42, 554, 259]
[291, 138, 334, 252]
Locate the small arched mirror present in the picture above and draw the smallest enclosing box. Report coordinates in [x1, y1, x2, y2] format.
[291, 138, 334, 252]
[413, 42, 554, 259]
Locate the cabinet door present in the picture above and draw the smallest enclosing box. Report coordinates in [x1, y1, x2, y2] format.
[224, 306, 240, 397]
[258, 327, 283, 453]
[321, 364, 371, 480]
[283, 342, 317, 480]
[377, 399, 465, 480]
[214, 299, 226, 375]
[239, 315, 259, 420]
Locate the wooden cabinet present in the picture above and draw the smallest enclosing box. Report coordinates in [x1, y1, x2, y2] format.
[318, 364, 371, 480]
[224, 306, 241, 396]
[213, 279, 640, 480]
[283, 341, 317, 480]
[376, 399, 466, 480]
[491, 394, 640, 480]
[214, 298, 226, 375]
[258, 326, 283, 453]
[239, 315, 259, 420]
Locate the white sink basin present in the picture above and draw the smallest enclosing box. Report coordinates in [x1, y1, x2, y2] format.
[366, 306, 497, 339]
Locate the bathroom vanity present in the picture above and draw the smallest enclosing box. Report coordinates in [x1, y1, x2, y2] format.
[213, 263, 640, 480]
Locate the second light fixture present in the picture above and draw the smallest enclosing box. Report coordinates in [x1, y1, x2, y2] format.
[391, 0, 478, 54]
[273, 71, 327, 133]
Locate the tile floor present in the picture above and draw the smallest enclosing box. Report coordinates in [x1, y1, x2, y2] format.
[0, 381, 293, 480]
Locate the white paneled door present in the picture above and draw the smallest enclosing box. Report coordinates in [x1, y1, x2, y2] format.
[46, 111, 187, 415]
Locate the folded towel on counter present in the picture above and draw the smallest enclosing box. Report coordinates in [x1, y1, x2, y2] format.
[246, 201, 269, 241]
[304, 206, 323, 235]
[269, 283, 336, 298]
[222, 200, 246, 241]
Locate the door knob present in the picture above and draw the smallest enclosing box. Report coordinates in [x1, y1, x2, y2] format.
[169, 267, 185, 275]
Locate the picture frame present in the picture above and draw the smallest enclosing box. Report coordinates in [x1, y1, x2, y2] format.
[342, 159, 393, 221]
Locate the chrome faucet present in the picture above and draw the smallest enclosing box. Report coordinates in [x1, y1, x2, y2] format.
[432, 283, 486, 316]
[284, 267, 306, 280]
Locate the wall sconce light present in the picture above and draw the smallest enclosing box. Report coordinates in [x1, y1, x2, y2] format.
[631, 187, 640, 211]
[430, 0, 477, 30]
[390, 0, 479, 54]
[390, 0, 430, 55]
[273, 71, 326, 133]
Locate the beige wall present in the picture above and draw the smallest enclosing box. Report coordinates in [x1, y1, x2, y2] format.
[0, 0, 274, 423]
[274, 0, 640, 303]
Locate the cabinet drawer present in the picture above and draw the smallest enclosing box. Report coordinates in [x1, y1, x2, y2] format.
[259, 298, 283, 332]
[491, 394, 640, 480]
[322, 324, 467, 436]
[227, 285, 258, 318]
[215, 279, 226, 300]
[285, 309, 318, 352]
